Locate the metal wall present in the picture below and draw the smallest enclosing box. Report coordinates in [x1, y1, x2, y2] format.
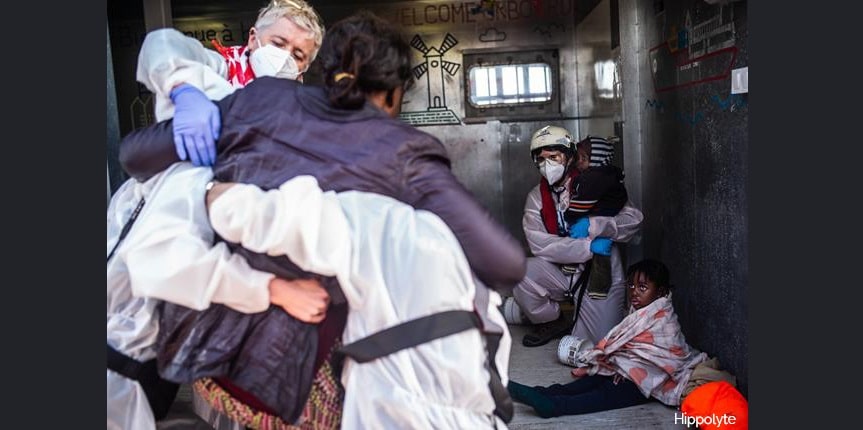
[574, 0, 617, 139]
[619, 0, 748, 396]
[312, 0, 610, 251]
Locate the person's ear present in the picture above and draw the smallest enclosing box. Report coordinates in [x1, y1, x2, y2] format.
[386, 87, 405, 117]
[247, 27, 258, 50]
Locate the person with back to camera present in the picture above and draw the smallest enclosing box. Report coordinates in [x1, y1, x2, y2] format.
[119, 10, 526, 429]
[201, 174, 513, 428]
[508, 259, 745, 427]
[501, 125, 643, 351]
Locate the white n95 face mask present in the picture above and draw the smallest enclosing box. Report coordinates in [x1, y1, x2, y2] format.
[249, 40, 300, 80]
[539, 159, 565, 184]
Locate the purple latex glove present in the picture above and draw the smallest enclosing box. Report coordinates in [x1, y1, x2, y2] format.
[169, 83, 220, 166]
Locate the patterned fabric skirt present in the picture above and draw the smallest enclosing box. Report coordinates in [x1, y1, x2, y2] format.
[192, 353, 343, 430]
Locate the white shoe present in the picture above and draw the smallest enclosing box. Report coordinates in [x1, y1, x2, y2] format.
[557, 335, 594, 367]
[502, 297, 527, 324]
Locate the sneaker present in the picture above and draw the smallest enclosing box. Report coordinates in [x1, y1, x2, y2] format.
[557, 335, 594, 367]
[502, 297, 527, 325]
[522, 314, 574, 347]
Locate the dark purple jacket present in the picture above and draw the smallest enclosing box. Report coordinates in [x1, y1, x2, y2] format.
[121, 77, 526, 290]
[119, 77, 526, 422]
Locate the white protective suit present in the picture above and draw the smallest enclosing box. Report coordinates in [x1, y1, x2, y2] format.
[137, 28, 236, 121]
[107, 163, 276, 430]
[209, 176, 512, 429]
[109, 31, 255, 428]
[515, 184, 644, 343]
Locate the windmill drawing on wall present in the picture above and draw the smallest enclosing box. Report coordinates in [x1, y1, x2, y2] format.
[399, 33, 462, 126]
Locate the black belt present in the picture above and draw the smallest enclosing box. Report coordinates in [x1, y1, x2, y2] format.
[107, 343, 180, 420]
[336, 309, 513, 422]
[107, 343, 152, 381]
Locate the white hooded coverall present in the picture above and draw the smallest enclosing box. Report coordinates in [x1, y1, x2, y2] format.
[106, 163, 275, 430]
[136, 28, 238, 122]
[515, 184, 644, 344]
[209, 176, 513, 429]
[109, 32, 261, 429]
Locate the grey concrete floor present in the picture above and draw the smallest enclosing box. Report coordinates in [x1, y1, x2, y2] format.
[505, 323, 688, 430]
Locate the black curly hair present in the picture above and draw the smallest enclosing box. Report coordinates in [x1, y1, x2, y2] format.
[319, 11, 412, 110]
[626, 259, 672, 297]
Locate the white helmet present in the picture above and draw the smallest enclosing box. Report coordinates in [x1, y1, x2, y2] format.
[529, 125, 574, 160]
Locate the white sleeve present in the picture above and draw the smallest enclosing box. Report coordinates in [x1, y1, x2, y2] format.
[119, 168, 273, 313]
[136, 28, 236, 121]
[588, 201, 644, 242]
[522, 186, 594, 264]
[208, 176, 352, 278]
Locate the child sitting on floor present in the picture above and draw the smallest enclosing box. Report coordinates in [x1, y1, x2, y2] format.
[508, 259, 743, 422]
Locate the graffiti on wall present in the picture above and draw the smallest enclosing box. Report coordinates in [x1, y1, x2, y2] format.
[479, 27, 507, 42]
[644, 93, 746, 126]
[391, 0, 574, 27]
[649, 5, 738, 93]
[129, 83, 156, 130]
[533, 22, 564, 39]
[687, 8, 736, 58]
[399, 34, 463, 126]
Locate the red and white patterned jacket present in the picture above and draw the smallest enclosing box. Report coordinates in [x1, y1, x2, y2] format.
[211, 40, 256, 88]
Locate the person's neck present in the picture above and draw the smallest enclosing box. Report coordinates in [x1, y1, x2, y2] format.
[366, 90, 396, 117]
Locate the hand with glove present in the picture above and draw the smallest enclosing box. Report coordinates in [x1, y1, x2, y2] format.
[589, 237, 613, 256]
[568, 217, 590, 239]
[169, 83, 221, 166]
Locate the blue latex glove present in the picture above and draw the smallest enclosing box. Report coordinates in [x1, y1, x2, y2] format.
[590, 237, 613, 256]
[169, 83, 220, 166]
[568, 218, 590, 239]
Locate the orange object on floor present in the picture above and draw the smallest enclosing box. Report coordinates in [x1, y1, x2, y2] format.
[680, 381, 748, 430]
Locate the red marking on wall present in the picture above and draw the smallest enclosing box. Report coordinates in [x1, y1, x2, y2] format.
[649, 43, 738, 93]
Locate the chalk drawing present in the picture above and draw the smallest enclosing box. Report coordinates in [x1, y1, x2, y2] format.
[130, 95, 155, 130]
[399, 34, 462, 126]
[479, 27, 506, 42]
[533, 22, 564, 38]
